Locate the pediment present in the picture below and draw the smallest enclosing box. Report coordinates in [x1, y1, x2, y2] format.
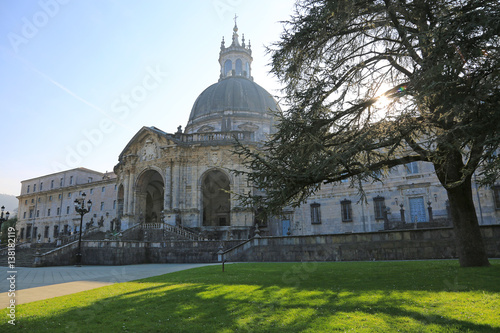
[118, 126, 172, 162]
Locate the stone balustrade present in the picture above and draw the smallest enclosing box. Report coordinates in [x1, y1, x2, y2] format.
[180, 131, 254, 143]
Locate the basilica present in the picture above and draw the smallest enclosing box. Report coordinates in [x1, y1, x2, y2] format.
[16, 22, 500, 245]
[113, 21, 279, 239]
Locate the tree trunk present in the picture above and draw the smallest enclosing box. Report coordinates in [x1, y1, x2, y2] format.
[445, 176, 490, 267]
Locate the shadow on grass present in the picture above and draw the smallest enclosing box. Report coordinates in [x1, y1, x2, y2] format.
[140, 260, 500, 293]
[3, 260, 500, 332]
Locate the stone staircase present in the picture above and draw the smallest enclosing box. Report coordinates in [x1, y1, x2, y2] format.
[142, 223, 205, 241]
[0, 244, 57, 267]
[56, 226, 103, 245]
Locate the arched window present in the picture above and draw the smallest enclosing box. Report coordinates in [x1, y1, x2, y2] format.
[235, 59, 242, 76]
[224, 60, 232, 76]
[245, 62, 250, 77]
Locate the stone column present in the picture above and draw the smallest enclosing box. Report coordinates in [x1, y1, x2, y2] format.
[123, 173, 129, 214]
[427, 201, 433, 223]
[400, 204, 405, 223]
[164, 161, 172, 211]
[127, 171, 134, 215]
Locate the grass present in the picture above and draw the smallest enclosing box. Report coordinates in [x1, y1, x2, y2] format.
[2, 260, 500, 332]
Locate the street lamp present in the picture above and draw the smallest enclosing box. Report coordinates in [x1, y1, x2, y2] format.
[0, 205, 10, 229]
[74, 193, 92, 266]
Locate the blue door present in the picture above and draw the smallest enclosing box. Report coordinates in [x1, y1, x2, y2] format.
[409, 197, 426, 222]
[282, 219, 290, 236]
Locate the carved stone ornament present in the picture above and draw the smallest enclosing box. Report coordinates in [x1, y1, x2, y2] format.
[198, 125, 216, 133]
[211, 151, 219, 164]
[141, 138, 157, 161]
[238, 122, 259, 132]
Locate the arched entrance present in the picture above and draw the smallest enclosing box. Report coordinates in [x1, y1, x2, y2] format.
[202, 169, 230, 226]
[136, 169, 164, 223]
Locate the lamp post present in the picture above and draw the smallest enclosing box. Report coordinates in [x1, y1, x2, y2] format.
[74, 193, 92, 266]
[0, 205, 10, 230]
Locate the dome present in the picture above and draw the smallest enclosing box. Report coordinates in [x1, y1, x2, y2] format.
[187, 76, 280, 126]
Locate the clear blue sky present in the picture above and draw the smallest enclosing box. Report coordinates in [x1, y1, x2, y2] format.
[0, 0, 296, 196]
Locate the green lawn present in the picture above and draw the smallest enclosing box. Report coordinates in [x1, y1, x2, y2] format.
[2, 260, 500, 332]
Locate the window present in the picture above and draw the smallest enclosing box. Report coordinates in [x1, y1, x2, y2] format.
[70, 176, 73, 185]
[29, 209, 33, 218]
[60, 178, 63, 186]
[90, 188, 94, 194]
[51, 180, 54, 189]
[405, 161, 419, 174]
[310, 203, 321, 224]
[66, 206, 70, 214]
[113, 200, 116, 209]
[102, 187, 105, 193]
[57, 207, 60, 215]
[20, 228, 24, 239]
[40, 182, 43, 191]
[88, 177, 93, 183]
[44, 226, 49, 238]
[33, 184, 36, 192]
[31, 198, 34, 203]
[23, 212, 26, 218]
[27, 185, 30, 193]
[49, 195, 52, 201]
[235, 58, 242, 75]
[115, 184, 117, 191]
[341, 199, 352, 222]
[100, 202, 104, 211]
[25, 200, 27, 205]
[36, 210, 40, 217]
[373, 196, 386, 220]
[221, 117, 232, 131]
[68, 192, 72, 198]
[58, 194, 62, 200]
[38, 198, 41, 203]
[224, 59, 232, 76]
[26, 226, 32, 239]
[47, 209, 51, 217]
[493, 186, 500, 210]
[53, 225, 59, 237]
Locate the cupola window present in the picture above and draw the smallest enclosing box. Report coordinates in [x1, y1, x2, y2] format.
[224, 60, 232, 76]
[235, 59, 242, 76]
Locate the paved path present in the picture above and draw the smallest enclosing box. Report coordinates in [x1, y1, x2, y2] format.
[1, 263, 215, 308]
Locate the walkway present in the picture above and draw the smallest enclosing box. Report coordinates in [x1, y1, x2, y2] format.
[1, 263, 215, 308]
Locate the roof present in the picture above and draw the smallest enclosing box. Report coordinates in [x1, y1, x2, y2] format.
[188, 76, 280, 124]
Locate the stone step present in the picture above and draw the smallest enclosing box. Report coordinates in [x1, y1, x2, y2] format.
[0, 245, 57, 267]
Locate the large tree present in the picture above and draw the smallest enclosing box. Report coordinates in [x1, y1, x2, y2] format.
[235, 0, 500, 267]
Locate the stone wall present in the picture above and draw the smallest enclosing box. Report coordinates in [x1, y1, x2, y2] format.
[35, 239, 242, 266]
[34, 226, 500, 266]
[224, 225, 500, 262]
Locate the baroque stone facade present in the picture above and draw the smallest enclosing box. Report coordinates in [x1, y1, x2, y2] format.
[109, 21, 279, 240]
